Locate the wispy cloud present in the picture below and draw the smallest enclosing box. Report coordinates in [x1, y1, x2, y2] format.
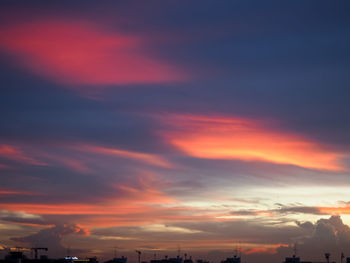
[160, 114, 346, 171]
[72, 143, 173, 168]
[318, 205, 350, 215]
[0, 144, 46, 166]
[0, 189, 37, 196]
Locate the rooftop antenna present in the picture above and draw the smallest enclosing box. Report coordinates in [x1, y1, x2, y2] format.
[239, 241, 242, 258]
[177, 245, 181, 258]
[234, 244, 238, 258]
[341, 253, 345, 263]
[185, 253, 187, 260]
[325, 253, 331, 263]
[135, 250, 141, 263]
[293, 243, 297, 258]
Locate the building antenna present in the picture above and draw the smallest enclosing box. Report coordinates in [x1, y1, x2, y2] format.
[293, 243, 297, 258]
[234, 244, 238, 258]
[135, 250, 141, 263]
[239, 241, 242, 258]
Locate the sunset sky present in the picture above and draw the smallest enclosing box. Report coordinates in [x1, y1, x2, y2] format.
[1, 1, 350, 263]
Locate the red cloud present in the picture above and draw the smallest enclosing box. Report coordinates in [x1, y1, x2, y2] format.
[0, 20, 187, 86]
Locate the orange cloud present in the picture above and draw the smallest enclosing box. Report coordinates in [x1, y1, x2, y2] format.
[78, 209, 221, 228]
[0, 20, 187, 86]
[0, 191, 170, 217]
[116, 184, 174, 204]
[0, 204, 206, 228]
[74, 144, 172, 168]
[0, 144, 46, 166]
[242, 244, 287, 255]
[243, 248, 275, 255]
[0, 174, 176, 218]
[0, 199, 229, 229]
[319, 206, 350, 215]
[0, 203, 146, 215]
[161, 114, 345, 171]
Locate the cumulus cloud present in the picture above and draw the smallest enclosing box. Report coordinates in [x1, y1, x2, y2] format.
[12, 224, 89, 258]
[276, 216, 350, 262]
[295, 221, 314, 231]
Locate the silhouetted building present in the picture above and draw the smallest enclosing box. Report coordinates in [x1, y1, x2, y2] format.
[284, 256, 300, 263]
[150, 256, 182, 263]
[4, 252, 27, 263]
[104, 257, 127, 263]
[283, 256, 335, 263]
[221, 255, 240, 263]
[168, 257, 182, 263]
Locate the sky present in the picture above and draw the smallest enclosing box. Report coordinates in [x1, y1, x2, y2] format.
[1, 1, 350, 263]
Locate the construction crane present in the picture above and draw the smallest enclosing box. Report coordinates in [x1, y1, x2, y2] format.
[31, 248, 48, 259]
[135, 250, 141, 263]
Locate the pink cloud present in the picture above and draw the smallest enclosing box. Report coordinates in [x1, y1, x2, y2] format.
[0, 189, 37, 195]
[0, 20, 187, 86]
[0, 144, 47, 166]
[0, 163, 10, 169]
